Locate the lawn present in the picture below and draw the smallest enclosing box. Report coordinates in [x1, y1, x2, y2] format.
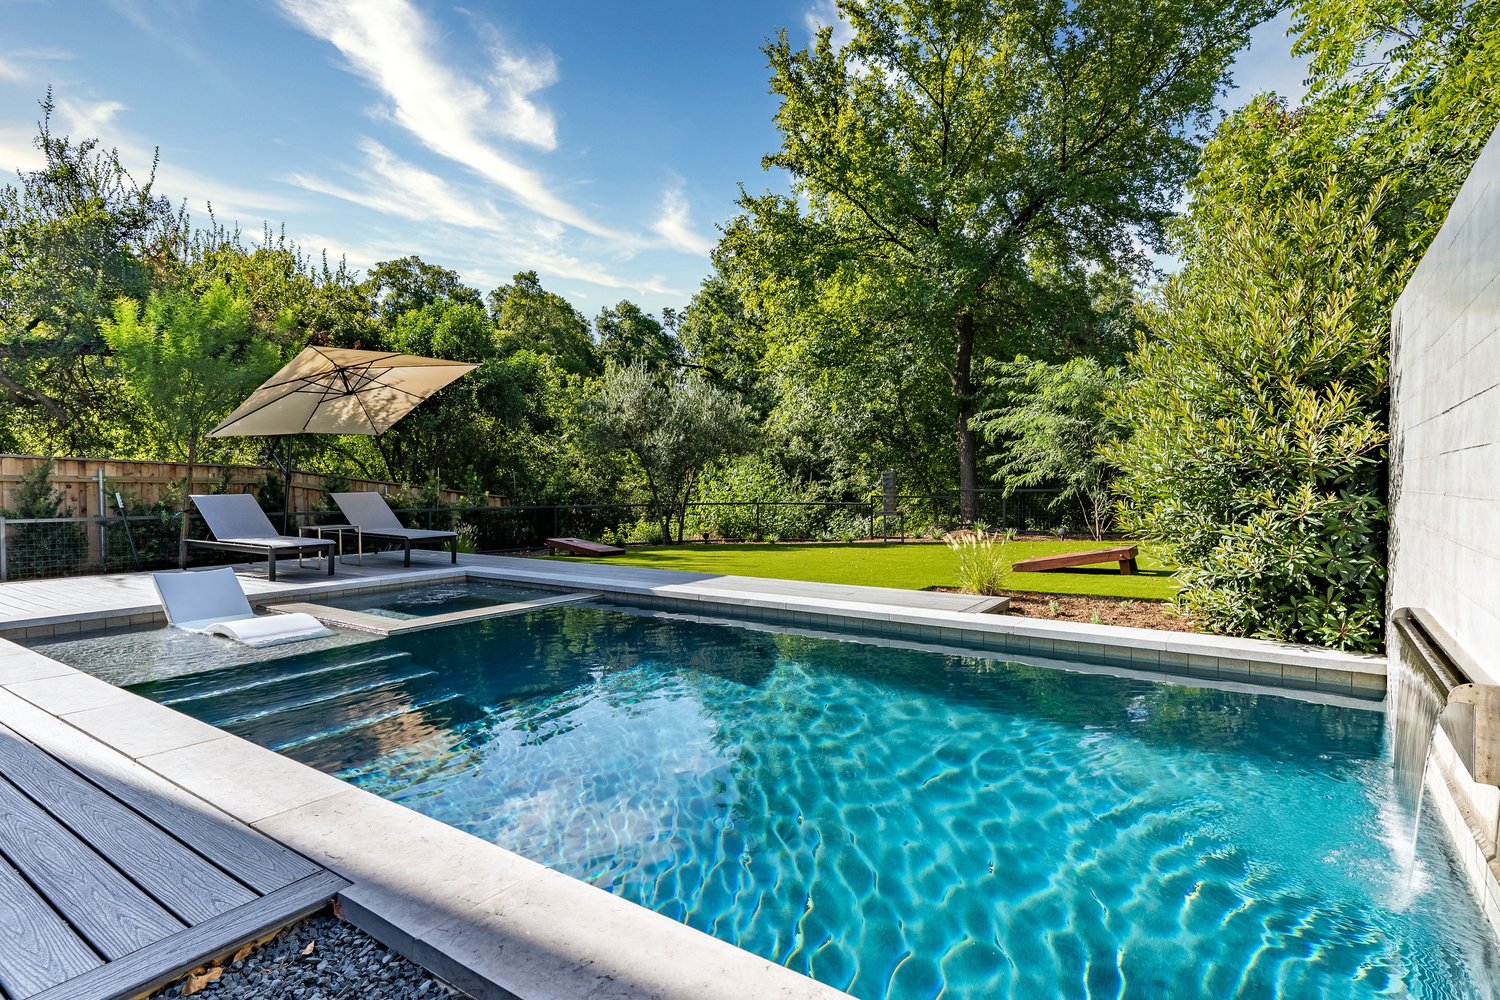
[565, 540, 1178, 600]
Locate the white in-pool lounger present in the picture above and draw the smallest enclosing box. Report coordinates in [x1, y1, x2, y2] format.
[152, 567, 334, 647]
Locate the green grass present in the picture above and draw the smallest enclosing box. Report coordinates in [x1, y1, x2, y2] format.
[564, 540, 1178, 600]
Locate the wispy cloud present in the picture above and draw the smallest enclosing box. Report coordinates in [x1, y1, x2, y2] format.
[0, 55, 26, 83]
[804, 0, 855, 48]
[290, 140, 682, 297]
[290, 138, 512, 232]
[276, 0, 622, 239]
[652, 181, 713, 255]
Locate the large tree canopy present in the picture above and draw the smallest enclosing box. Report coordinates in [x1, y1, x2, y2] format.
[724, 0, 1272, 520]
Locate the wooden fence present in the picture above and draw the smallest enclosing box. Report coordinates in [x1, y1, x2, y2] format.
[0, 455, 506, 518]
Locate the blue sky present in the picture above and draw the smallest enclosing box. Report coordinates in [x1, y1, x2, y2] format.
[0, 1, 1307, 314]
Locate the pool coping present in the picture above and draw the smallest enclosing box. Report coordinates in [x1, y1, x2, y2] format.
[264, 591, 599, 635]
[0, 555, 1394, 998]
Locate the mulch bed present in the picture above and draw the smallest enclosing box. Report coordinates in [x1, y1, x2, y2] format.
[929, 587, 1196, 631]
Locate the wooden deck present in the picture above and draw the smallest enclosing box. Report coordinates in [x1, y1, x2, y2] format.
[0, 691, 346, 1000]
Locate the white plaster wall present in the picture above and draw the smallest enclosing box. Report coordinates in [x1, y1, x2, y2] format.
[1390, 125, 1500, 684]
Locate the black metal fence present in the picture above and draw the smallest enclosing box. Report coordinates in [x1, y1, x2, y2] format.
[0, 487, 1069, 583]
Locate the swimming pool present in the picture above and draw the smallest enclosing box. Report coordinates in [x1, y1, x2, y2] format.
[44, 604, 1499, 999]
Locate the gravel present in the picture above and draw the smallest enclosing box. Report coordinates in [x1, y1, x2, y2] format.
[149, 909, 469, 999]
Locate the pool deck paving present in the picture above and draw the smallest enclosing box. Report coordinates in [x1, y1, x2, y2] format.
[0, 550, 1390, 999]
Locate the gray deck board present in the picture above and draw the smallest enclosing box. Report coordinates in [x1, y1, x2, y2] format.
[0, 857, 101, 999]
[0, 725, 256, 924]
[0, 776, 185, 959]
[0, 691, 319, 894]
[26, 871, 348, 1000]
[0, 693, 347, 999]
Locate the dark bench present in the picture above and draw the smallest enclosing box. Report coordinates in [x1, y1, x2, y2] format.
[1011, 544, 1139, 575]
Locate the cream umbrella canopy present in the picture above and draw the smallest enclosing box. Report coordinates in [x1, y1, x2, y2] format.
[208, 347, 477, 520]
[208, 346, 477, 438]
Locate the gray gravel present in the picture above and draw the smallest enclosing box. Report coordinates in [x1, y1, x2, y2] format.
[150, 910, 468, 999]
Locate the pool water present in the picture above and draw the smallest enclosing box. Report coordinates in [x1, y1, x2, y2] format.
[313, 580, 555, 620]
[114, 607, 1495, 999]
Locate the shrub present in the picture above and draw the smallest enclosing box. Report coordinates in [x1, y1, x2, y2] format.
[946, 530, 1013, 596]
[1107, 183, 1394, 652]
[976, 357, 1129, 540]
[2, 460, 87, 578]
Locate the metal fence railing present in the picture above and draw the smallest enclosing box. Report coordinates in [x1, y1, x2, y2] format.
[0, 487, 1073, 583]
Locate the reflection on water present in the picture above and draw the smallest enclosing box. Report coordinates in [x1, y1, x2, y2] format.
[48, 606, 1500, 1000]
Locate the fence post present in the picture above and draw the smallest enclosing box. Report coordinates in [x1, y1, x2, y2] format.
[0, 517, 6, 582]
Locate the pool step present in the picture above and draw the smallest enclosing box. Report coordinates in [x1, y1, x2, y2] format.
[223, 683, 465, 750]
[140, 651, 414, 706]
[200, 669, 441, 729]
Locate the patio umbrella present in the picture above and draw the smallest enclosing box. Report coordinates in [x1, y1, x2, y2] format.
[208, 346, 477, 519]
[208, 346, 476, 438]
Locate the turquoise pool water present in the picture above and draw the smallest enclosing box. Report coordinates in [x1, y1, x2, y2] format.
[112, 606, 1495, 999]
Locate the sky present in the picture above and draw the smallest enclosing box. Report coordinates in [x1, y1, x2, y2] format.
[0, 1, 1308, 315]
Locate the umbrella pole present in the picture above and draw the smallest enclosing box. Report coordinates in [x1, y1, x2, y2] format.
[267, 436, 293, 533]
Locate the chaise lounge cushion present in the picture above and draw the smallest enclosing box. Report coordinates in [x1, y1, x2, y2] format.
[152, 567, 333, 647]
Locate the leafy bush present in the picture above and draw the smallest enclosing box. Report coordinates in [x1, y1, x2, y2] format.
[103, 491, 180, 571]
[946, 530, 1013, 596]
[1108, 183, 1394, 652]
[2, 460, 87, 578]
[976, 357, 1128, 540]
[684, 456, 830, 540]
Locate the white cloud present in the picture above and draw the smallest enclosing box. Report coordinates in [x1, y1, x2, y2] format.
[804, 0, 856, 49]
[651, 182, 713, 256]
[0, 55, 26, 83]
[277, 0, 623, 240]
[290, 141, 683, 298]
[290, 137, 512, 232]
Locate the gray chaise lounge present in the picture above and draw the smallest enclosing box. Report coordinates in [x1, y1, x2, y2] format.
[332, 492, 459, 566]
[187, 493, 335, 581]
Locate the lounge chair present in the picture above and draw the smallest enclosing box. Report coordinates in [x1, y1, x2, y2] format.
[331, 492, 459, 566]
[152, 567, 333, 647]
[187, 493, 335, 581]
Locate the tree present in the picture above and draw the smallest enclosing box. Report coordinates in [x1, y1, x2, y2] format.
[729, 0, 1272, 523]
[976, 357, 1128, 540]
[489, 271, 599, 375]
[0, 94, 182, 450]
[364, 256, 482, 323]
[585, 365, 756, 543]
[100, 285, 282, 472]
[594, 301, 682, 371]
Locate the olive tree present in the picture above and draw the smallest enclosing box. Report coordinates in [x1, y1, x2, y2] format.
[585, 364, 756, 543]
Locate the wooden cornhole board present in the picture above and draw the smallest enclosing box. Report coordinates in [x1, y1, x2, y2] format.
[1011, 544, 1139, 575]
[546, 536, 626, 557]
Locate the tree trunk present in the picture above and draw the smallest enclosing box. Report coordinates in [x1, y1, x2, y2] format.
[953, 310, 980, 526]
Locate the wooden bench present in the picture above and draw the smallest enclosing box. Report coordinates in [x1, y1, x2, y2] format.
[1011, 544, 1139, 575]
[546, 536, 626, 557]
